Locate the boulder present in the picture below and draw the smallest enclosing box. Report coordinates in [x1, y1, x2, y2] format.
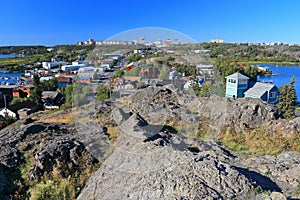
[78, 113, 262, 200]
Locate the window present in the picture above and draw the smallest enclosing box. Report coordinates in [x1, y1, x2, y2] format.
[270, 92, 276, 98]
[239, 79, 247, 84]
[228, 79, 236, 83]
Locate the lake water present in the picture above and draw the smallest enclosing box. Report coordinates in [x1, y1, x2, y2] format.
[257, 64, 300, 101]
[0, 54, 21, 59]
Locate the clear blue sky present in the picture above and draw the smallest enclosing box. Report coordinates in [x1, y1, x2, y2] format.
[1, 0, 300, 46]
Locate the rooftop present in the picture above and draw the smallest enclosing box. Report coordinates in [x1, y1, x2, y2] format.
[244, 82, 276, 97]
[140, 65, 153, 69]
[225, 72, 249, 80]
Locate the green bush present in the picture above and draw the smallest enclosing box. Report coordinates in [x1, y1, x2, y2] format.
[96, 85, 110, 101]
[29, 179, 74, 200]
[10, 97, 32, 105]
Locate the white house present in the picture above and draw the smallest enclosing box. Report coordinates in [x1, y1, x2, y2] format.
[42, 61, 67, 69]
[0, 108, 17, 118]
[72, 61, 88, 66]
[61, 64, 85, 72]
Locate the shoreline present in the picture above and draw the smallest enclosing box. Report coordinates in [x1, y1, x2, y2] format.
[246, 61, 300, 66]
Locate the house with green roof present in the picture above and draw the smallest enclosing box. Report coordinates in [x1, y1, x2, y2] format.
[225, 72, 279, 103]
[139, 65, 159, 79]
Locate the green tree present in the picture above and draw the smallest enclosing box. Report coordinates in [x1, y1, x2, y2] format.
[159, 64, 169, 79]
[277, 77, 297, 119]
[127, 54, 142, 63]
[61, 83, 92, 107]
[124, 67, 139, 76]
[40, 77, 58, 91]
[61, 84, 73, 108]
[72, 84, 92, 107]
[31, 74, 43, 109]
[193, 82, 209, 97]
[113, 69, 124, 79]
[96, 85, 110, 101]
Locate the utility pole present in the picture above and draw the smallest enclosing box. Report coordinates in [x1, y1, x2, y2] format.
[4, 94, 8, 118]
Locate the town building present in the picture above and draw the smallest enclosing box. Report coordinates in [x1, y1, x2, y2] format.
[225, 72, 250, 98]
[0, 108, 16, 118]
[12, 86, 33, 98]
[244, 82, 279, 104]
[42, 61, 67, 69]
[61, 65, 83, 72]
[85, 38, 95, 45]
[56, 76, 73, 88]
[211, 39, 224, 44]
[196, 65, 214, 80]
[139, 65, 159, 79]
[42, 91, 64, 108]
[225, 72, 279, 103]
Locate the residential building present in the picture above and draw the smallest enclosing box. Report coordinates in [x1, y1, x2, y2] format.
[56, 76, 73, 88]
[225, 72, 249, 98]
[42, 61, 67, 69]
[225, 72, 279, 103]
[72, 61, 88, 66]
[0, 108, 16, 118]
[61, 65, 83, 72]
[140, 65, 159, 79]
[244, 82, 279, 104]
[12, 86, 33, 98]
[42, 91, 64, 107]
[196, 65, 214, 80]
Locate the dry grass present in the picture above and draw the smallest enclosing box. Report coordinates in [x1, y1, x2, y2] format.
[107, 126, 119, 144]
[220, 128, 300, 155]
[38, 111, 80, 124]
[115, 96, 133, 108]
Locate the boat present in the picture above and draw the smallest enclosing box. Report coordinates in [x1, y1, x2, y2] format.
[257, 66, 269, 72]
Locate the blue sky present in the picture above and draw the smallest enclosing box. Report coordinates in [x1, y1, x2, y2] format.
[1, 0, 300, 46]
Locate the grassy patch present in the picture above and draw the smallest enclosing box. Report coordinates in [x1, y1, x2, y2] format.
[107, 126, 119, 144]
[38, 111, 79, 124]
[295, 184, 300, 195]
[7, 149, 101, 199]
[219, 128, 300, 155]
[29, 178, 75, 200]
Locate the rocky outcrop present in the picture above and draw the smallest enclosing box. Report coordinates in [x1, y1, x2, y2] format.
[198, 97, 280, 133]
[78, 112, 285, 200]
[0, 86, 299, 199]
[0, 122, 47, 168]
[0, 168, 4, 199]
[244, 151, 300, 198]
[27, 135, 94, 180]
[0, 120, 99, 180]
[126, 85, 199, 124]
[0, 108, 111, 199]
[121, 85, 280, 134]
[256, 192, 288, 200]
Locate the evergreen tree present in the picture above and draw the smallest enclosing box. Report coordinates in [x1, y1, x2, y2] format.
[159, 64, 169, 79]
[96, 85, 110, 101]
[31, 74, 43, 109]
[277, 76, 297, 119]
[61, 84, 73, 108]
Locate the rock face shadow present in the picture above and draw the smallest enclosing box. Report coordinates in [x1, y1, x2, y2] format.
[234, 166, 282, 192]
